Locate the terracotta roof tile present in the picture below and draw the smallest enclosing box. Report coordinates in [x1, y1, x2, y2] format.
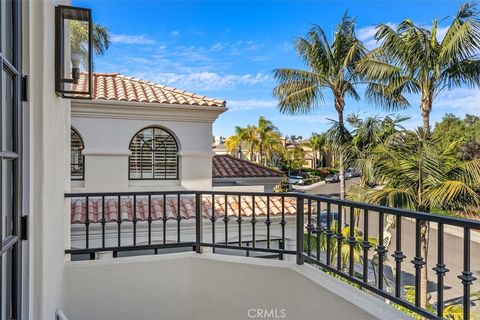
[213, 155, 285, 178]
[73, 73, 226, 108]
[70, 195, 299, 224]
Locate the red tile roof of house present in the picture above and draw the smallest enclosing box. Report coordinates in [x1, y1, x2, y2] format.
[213, 155, 285, 178]
[73, 73, 226, 107]
[71, 195, 298, 224]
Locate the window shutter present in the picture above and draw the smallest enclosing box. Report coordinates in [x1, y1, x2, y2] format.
[129, 127, 178, 180]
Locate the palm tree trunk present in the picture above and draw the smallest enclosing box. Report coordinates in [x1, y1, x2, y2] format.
[421, 95, 432, 135]
[335, 98, 346, 200]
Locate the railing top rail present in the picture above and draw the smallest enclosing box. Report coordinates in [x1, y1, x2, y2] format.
[65, 190, 480, 229]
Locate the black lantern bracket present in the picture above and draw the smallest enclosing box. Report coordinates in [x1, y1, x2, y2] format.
[55, 5, 93, 99]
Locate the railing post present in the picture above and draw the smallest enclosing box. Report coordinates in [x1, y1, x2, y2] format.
[296, 194, 304, 265]
[195, 193, 203, 253]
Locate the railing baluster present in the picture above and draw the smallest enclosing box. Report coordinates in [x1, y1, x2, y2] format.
[392, 215, 406, 298]
[162, 194, 167, 244]
[147, 195, 152, 245]
[280, 196, 286, 260]
[336, 204, 343, 271]
[325, 202, 333, 267]
[296, 195, 304, 265]
[362, 209, 371, 283]
[315, 201, 321, 261]
[237, 195, 242, 247]
[117, 196, 122, 254]
[211, 194, 216, 253]
[224, 195, 229, 245]
[459, 227, 476, 320]
[412, 219, 425, 307]
[101, 196, 106, 249]
[348, 206, 356, 277]
[251, 195, 256, 248]
[133, 195, 137, 246]
[195, 193, 202, 253]
[376, 212, 386, 290]
[265, 196, 271, 249]
[307, 199, 313, 257]
[433, 223, 448, 318]
[85, 196, 90, 250]
[177, 194, 181, 243]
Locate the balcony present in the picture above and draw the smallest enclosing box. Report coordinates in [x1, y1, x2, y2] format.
[64, 190, 480, 319]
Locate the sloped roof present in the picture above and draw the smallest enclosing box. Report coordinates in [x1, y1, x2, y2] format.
[71, 195, 298, 224]
[213, 155, 285, 178]
[73, 73, 226, 107]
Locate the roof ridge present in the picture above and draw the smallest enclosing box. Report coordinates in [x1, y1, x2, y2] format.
[73, 73, 226, 107]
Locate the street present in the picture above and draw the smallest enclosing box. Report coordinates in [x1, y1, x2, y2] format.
[300, 177, 480, 311]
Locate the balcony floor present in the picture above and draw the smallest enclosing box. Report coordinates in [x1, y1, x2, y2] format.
[64, 252, 411, 320]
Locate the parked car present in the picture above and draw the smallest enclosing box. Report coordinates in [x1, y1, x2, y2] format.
[324, 173, 339, 183]
[345, 167, 361, 179]
[288, 176, 305, 185]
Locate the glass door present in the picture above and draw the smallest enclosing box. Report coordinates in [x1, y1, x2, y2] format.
[0, 0, 23, 319]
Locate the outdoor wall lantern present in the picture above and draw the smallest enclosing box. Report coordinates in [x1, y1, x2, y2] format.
[55, 5, 93, 99]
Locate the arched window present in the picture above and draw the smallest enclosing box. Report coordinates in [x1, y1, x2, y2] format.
[71, 127, 85, 180]
[129, 127, 179, 180]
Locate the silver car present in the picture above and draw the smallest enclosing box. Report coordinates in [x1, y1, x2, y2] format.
[288, 176, 305, 185]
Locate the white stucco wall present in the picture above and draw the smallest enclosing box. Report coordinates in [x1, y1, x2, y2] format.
[26, 0, 71, 318]
[71, 100, 225, 192]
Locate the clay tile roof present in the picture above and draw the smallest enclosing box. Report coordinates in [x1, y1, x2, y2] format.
[212, 155, 285, 178]
[72, 73, 226, 108]
[71, 195, 299, 224]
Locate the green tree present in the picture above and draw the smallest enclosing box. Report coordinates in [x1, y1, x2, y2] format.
[432, 113, 480, 158]
[346, 114, 407, 186]
[273, 15, 365, 199]
[358, 3, 480, 135]
[302, 133, 328, 168]
[283, 146, 306, 176]
[350, 129, 480, 309]
[257, 116, 279, 165]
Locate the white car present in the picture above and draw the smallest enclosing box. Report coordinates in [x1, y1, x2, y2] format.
[288, 176, 305, 185]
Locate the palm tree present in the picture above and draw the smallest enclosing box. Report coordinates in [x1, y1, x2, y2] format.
[303, 133, 328, 168]
[346, 114, 407, 186]
[70, 21, 111, 66]
[257, 117, 279, 165]
[225, 126, 247, 158]
[350, 129, 480, 309]
[358, 3, 480, 135]
[273, 14, 365, 199]
[262, 131, 284, 166]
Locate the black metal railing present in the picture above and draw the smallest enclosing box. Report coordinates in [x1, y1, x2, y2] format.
[65, 190, 480, 320]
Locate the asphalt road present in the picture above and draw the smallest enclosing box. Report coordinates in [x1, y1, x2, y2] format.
[309, 177, 361, 197]
[301, 177, 480, 311]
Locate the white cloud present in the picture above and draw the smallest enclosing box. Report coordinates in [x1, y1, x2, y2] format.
[227, 99, 277, 111]
[139, 72, 271, 91]
[274, 114, 338, 124]
[170, 30, 180, 37]
[357, 23, 395, 50]
[110, 34, 157, 45]
[435, 88, 480, 114]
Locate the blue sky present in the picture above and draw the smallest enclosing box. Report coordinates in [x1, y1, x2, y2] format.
[73, 0, 479, 138]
